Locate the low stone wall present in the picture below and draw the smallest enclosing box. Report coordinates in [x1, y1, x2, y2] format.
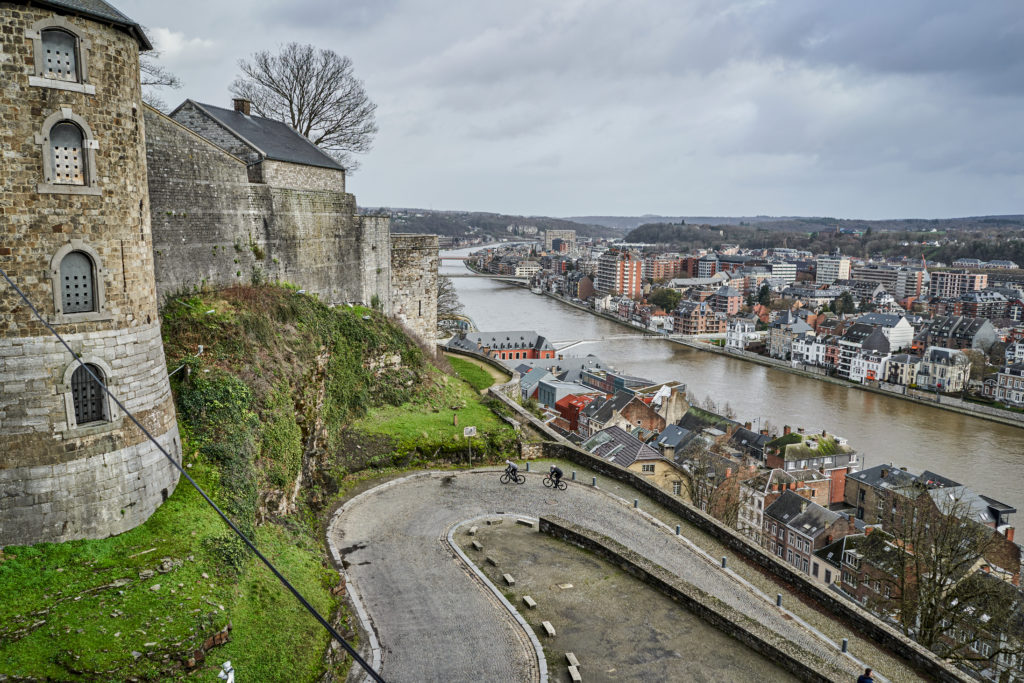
[539, 517, 839, 683]
[541, 441, 968, 683]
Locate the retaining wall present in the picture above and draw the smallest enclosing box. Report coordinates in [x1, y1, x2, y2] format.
[539, 517, 838, 683]
[540, 441, 968, 682]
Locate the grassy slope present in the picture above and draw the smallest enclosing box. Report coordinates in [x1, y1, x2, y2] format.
[0, 284, 515, 681]
[447, 355, 497, 392]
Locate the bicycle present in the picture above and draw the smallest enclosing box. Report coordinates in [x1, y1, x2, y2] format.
[542, 475, 567, 490]
[500, 469, 525, 484]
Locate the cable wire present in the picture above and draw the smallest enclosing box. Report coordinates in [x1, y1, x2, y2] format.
[0, 267, 385, 682]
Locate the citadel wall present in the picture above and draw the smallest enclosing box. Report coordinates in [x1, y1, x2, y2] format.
[145, 108, 390, 309]
[391, 234, 439, 343]
[0, 3, 180, 544]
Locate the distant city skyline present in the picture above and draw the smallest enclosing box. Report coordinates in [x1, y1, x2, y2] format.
[120, 0, 1024, 219]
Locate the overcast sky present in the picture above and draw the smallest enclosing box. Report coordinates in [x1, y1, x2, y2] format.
[118, 0, 1024, 219]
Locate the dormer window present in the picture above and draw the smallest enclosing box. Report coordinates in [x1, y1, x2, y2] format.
[26, 16, 94, 94]
[41, 29, 79, 81]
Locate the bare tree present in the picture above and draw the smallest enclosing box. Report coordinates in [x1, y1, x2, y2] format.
[231, 44, 378, 169]
[866, 492, 1024, 676]
[437, 276, 463, 318]
[139, 30, 182, 111]
[677, 441, 743, 528]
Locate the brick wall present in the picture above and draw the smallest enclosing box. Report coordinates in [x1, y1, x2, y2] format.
[390, 234, 438, 344]
[0, 4, 179, 544]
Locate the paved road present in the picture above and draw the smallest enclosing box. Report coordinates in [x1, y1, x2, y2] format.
[329, 471, 866, 683]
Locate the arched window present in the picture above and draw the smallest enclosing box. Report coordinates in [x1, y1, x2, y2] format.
[41, 28, 79, 82]
[60, 250, 95, 313]
[27, 16, 93, 94]
[36, 110, 99, 195]
[50, 121, 86, 185]
[71, 363, 107, 425]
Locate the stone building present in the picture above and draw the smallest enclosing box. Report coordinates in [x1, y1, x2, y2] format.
[146, 98, 437, 343]
[0, 0, 181, 545]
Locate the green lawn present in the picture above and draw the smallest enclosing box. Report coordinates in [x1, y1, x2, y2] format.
[353, 368, 513, 445]
[447, 356, 498, 391]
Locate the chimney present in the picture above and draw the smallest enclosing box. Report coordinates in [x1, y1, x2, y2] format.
[725, 467, 732, 477]
[233, 98, 251, 115]
[865, 525, 874, 535]
[798, 427, 805, 434]
[800, 501, 808, 513]
[744, 421, 752, 430]
[1007, 527, 1015, 543]
[783, 425, 791, 436]
[826, 534, 833, 544]
[760, 429, 768, 436]
[881, 468, 888, 478]
[821, 429, 827, 438]
[772, 484, 779, 492]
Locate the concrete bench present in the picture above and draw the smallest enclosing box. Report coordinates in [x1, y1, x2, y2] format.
[541, 621, 556, 637]
[486, 519, 503, 526]
[486, 556, 498, 567]
[566, 652, 580, 667]
[503, 574, 515, 586]
[516, 518, 533, 527]
[468, 526, 478, 535]
[522, 596, 537, 609]
[471, 540, 483, 551]
[557, 583, 574, 590]
[568, 664, 582, 681]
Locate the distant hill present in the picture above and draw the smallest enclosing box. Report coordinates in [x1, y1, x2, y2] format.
[363, 208, 621, 239]
[566, 215, 793, 230]
[572, 214, 1024, 233]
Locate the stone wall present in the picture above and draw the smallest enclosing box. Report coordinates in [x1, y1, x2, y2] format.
[145, 108, 391, 309]
[168, 100, 258, 164]
[390, 234, 438, 344]
[253, 159, 345, 193]
[0, 4, 179, 544]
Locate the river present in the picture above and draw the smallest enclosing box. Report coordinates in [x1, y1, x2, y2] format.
[441, 247, 1024, 514]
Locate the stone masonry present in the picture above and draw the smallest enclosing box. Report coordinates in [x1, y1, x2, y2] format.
[0, 2, 180, 545]
[390, 234, 439, 343]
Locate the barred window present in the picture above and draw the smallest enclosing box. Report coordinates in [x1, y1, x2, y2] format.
[41, 29, 79, 82]
[71, 363, 106, 425]
[50, 122, 86, 185]
[60, 250, 94, 313]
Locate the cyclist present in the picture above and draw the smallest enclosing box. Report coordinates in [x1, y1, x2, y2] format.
[549, 465, 563, 485]
[505, 460, 519, 478]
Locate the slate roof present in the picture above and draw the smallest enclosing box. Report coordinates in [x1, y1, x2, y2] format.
[447, 330, 555, 355]
[764, 491, 843, 541]
[513, 354, 606, 383]
[182, 101, 345, 171]
[849, 463, 924, 494]
[655, 424, 691, 450]
[582, 389, 634, 424]
[728, 427, 769, 455]
[582, 426, 662, 468]
[861, 327, 891, 353]
[29, 0, 152, 49]
[856, 313, 905, 327]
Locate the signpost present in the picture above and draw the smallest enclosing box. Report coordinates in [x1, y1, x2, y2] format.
[464, 426, 476, 465]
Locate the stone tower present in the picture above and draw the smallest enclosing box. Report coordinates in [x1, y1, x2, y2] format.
[0, 1, 180, 545]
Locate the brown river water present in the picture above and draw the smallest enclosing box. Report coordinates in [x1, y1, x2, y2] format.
[442, 248, 1024, 514]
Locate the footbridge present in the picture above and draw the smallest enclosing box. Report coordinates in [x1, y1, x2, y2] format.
[552, 333, 661, 351]
[446, 273, 528, 283]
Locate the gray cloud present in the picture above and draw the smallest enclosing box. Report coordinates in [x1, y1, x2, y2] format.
[117, 0, 1024, 218]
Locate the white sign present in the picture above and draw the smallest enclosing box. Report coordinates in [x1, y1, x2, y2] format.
[463, 426, 477, 438]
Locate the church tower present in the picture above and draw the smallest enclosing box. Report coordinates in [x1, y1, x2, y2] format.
[0, 1, 180, 545]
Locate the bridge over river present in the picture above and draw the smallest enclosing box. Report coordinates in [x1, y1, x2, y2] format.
[441, 246, 1024, 514]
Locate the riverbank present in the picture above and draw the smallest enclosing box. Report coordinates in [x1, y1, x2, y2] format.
[523, 287, 1024, 431]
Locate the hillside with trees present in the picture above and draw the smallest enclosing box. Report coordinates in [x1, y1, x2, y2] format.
[376, 208, 620, 239]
